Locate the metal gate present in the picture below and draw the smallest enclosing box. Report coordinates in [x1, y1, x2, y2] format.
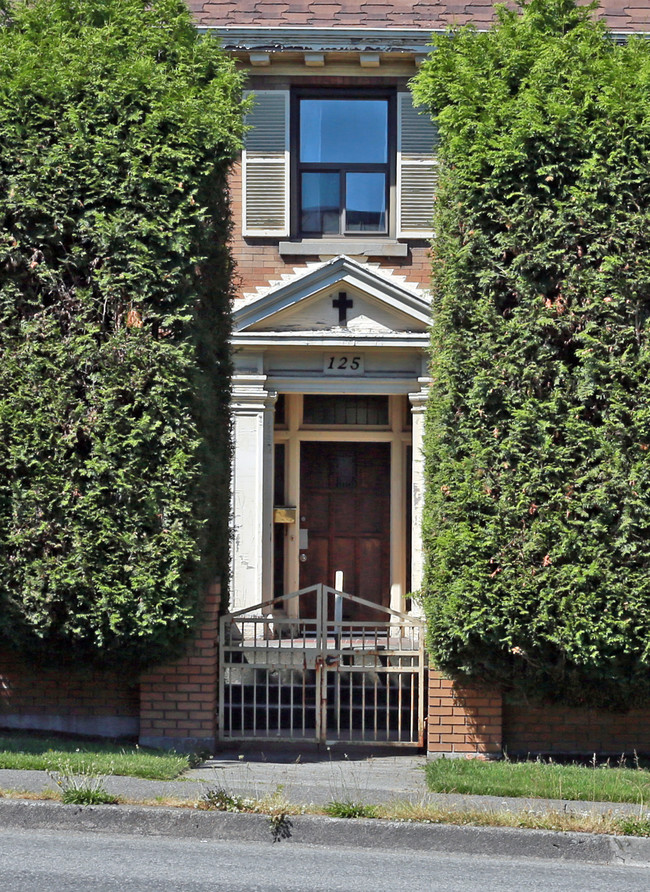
[218, 585, 426, 746]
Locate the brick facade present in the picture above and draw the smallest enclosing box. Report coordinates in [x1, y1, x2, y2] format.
[503, 702, 650, 756]
[427, 670, 650, 758]
[0, 583, 221, 750]
[427, 670, 503, 758]
[0, 649, 140, 739]
[139, 582, 221, 752]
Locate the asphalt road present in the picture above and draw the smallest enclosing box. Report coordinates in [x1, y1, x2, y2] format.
[0, 828, 648, 892]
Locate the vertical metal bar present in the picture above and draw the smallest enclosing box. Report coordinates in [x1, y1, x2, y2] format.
[276, 648, 281, 736]
[315, 584, 324, 743]
[348, 658, 353, 740]
[338, 656, 343, 740]
[373, 668, 379, 741]
[361, 653, 367, 742]
[290, 641, 295, 739]
[410, 655, 416, 743]
[385, 648, 390, 742]
[247, 624, 252, 737]
[334, 591, 343, 650]
[302, 657, 307, 739]
[397, 655, 403, 742]
[418, 624, 426, 747]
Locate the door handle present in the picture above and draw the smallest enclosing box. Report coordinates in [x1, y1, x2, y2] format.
[300, 554, 307, 563]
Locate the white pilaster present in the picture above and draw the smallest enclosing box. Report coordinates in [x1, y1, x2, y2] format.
[231, 375, 277, 613]
[389, 395, 406, 614]
[408, 378, 430, 613]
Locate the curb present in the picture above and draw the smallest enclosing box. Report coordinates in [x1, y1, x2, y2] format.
[1, 799, 649, 865]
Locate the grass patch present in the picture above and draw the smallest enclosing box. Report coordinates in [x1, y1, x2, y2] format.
[374, 801, 650, 838]
[185, 788, 650, 838]
[5, 783, 650, 838]
[48, 759, 120, 806]
[197, 786, 294, 842]
[0, 733, 189, 780]
[426, 757, 650, 805]
[324, 800, 378, 819]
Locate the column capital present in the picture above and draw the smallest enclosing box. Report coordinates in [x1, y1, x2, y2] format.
[408, 377, 431, 413]
[231, 375, 277, 412]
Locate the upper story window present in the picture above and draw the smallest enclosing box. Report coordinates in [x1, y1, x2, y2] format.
[242, 88, 437, 241]
[299, 98, 388, 235]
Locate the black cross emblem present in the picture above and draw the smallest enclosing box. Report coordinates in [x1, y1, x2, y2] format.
[332, 291, 353, 326]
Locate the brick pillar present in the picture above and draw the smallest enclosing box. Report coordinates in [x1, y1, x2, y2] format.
[139, 581, 221, 752]
[427, 669, 503, 758]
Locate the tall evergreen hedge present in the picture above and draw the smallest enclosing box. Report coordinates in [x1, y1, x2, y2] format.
[0, 0, 244, 667]
[412, 0, 650, 709]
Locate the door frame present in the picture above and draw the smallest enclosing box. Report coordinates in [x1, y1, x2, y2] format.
[299, 440, 392, 616]
[274, 393, 411, 616]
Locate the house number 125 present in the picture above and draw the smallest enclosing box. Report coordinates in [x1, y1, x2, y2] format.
[323, 354, 365, 375]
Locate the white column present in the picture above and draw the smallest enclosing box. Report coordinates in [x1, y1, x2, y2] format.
[284, 394, 301, 602]
[230, 375, 277, 613]
[389, 396, 405, 614]
[408, 378, 430, 614]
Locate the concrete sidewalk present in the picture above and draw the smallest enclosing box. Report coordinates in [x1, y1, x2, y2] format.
[1, 748, 650, 866]
[0, 746, 648, 819]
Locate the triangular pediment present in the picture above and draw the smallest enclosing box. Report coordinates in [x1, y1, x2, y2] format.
[232, 256, 430, 337]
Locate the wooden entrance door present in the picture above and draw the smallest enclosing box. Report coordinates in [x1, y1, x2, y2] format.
[299, 442, 390, 620]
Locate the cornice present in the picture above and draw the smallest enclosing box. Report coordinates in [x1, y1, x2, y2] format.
[198, 26, 442, 53]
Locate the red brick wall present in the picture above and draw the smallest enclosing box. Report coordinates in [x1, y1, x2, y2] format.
[427, 671, 650, 758]
[0, 649, 139, 738]
[427, 670, 503, 758]
[0, 584, 222, 749]
[503, 702, 650, 756]
[138, 582, 221, 752]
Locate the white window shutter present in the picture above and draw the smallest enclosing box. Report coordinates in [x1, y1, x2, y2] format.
[396, 92, 439, 239]
[242, 90, 290, 237]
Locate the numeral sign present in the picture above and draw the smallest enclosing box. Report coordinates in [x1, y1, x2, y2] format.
[323, 354, 365, 375]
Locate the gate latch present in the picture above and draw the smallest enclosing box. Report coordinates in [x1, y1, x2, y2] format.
[315, 655, 339, 669]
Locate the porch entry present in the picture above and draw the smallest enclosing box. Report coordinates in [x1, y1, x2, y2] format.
[218, 584, 425, 746]
[299, 442, 390, 621]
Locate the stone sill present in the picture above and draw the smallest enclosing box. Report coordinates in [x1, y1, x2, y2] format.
[279, 239, 409, 258]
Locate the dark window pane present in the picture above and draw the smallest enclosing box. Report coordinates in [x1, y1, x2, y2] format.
[274, 393, 286, 427]
[274, 443, 286, 504]
[303, 396, 389, 426]
[332, 452, 356, 489]
[301, 172, 339, 233]
[273, 443, 286, 598]
[300, 99, 388, 164]
[345, 172, 386, 232]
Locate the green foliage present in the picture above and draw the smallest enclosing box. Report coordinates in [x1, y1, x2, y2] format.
[48, 759, 119, 804]
[426, 756, 650, 804]
[616, 816, 650, 837]
[200, 787, 252, 812]
[324, 800, 377, 819]
[199, 787, 294, 840]
[0, 733, 189, 779]
[0, 0, 244, 666]
[412, 0, 650, 708]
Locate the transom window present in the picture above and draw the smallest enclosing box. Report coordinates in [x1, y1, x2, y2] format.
[302, 395, 389, 426]
[298, 98, 389, 236]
